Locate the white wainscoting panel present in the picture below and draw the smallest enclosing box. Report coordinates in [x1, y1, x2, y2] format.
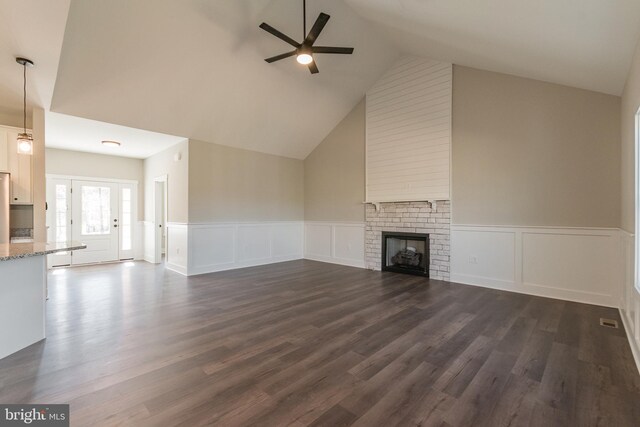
[237, 225, 271, 264]
[190, 225, 236, 272]
[188, 222, 303, 276]
[620, 230, 640, 373]
[451, 229, 516, 287]
[522, 231, 619, 303]
[451, 225, 622, 308]
[304, 223, 333, 259]
[166, 223, 189, 275]
[304, 222, 365, 268]
[272, 223, 304, 259]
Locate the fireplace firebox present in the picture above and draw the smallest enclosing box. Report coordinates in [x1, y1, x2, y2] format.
[381, 231, 430, 277]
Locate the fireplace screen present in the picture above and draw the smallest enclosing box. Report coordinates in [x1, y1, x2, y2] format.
[382, 231, 429, 277]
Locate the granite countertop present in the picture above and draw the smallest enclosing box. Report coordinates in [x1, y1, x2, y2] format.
[0, 241, 87, 262]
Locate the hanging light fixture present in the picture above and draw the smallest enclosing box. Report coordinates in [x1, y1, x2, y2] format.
[16, 57, 34, 155]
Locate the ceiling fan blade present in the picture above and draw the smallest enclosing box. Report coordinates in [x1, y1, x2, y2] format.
[265, 51, 297, 63]
[312, 46, 354, 55]
[304, 13, 330, 46]
[308, 61, 319, 74]
[259, 23, 300, 48]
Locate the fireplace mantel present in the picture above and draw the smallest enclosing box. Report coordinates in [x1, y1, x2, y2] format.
[363, 199, 448, 212]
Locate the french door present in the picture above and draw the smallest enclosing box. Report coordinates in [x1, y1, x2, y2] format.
[71, 180, 119, 264]
[46, 178, 136, 267]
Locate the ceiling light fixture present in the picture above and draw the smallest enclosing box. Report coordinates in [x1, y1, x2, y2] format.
[16, 57, 34, 155]
[101, 140, 121, 148]
[295, 1, 314, 65]
[296, 52, 313, 65]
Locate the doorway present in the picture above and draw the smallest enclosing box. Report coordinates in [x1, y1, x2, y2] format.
[153, 176, 167, 263]
[46, 176, 138, 267]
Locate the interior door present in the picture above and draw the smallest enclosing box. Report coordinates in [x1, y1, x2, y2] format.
[46, 178, 72, 267]
[154, 181, 164, 263]
[71, 180, 119, 264]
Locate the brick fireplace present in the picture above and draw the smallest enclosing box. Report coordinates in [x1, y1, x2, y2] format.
[365, 201, 451, 280]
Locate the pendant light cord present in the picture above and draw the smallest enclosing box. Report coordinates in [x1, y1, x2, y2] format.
[22, 63, 27, 134]
[303, 0, 306, 38]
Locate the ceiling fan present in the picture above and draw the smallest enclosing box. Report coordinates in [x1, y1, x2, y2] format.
[259, 0, 354, 74]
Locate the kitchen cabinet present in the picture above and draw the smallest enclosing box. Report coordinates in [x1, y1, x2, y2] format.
[0, 127, 8, 172]
[1, 126, 33, 205]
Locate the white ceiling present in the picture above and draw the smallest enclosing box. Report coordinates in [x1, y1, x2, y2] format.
[0, 0, 70, 127]
[346, 0, 640, 95]
[45, 112, 187, 159]
[49, 0, 399, 159]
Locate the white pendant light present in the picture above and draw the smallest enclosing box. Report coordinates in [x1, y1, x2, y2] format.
[16, 57, 34, 155]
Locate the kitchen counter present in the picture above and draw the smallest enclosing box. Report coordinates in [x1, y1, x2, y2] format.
[0, 241, 86, 360]
[0, 241, 86, 261]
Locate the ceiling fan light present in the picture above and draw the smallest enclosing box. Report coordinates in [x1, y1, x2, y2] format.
[17, 133, 33, 154]
[296, 53, 313, 65]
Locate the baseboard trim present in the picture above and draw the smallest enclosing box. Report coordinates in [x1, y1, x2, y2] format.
[165, 262, 188, 276]
[451, 273, 616, 308]
[304, 254, 365, 269]
[619, 308, 640, 375]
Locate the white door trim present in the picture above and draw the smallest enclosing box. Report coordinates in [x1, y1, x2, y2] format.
[45, 174, 140, 267]
[152, 175, 168, 264]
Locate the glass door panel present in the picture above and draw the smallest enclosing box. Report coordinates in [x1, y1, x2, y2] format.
[119, 184, 135, 260]
[71, 180, 118, 264]
[46, 178, 72, 267]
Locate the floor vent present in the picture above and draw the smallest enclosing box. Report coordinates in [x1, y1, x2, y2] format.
[600, 318, 619, 329]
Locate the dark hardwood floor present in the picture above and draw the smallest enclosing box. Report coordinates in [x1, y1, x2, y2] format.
[0, 260, 638, 426]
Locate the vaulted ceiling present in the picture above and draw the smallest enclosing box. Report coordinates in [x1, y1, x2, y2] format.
[50, 0, 399, 159]
[0, 0, 70, 128]
[346, 0, 640, 96]
[1, 0, 640, 159]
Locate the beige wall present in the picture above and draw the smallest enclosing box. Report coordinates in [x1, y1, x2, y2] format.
[452, 66, 621, 227]
[304, 100, 365, 222]
[46, 148, 145, 220]
[621, 41, 640, 233]
[144, 141, 189, 223]
[188, 140, 303, 223]
[46, 148, 144, 182]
